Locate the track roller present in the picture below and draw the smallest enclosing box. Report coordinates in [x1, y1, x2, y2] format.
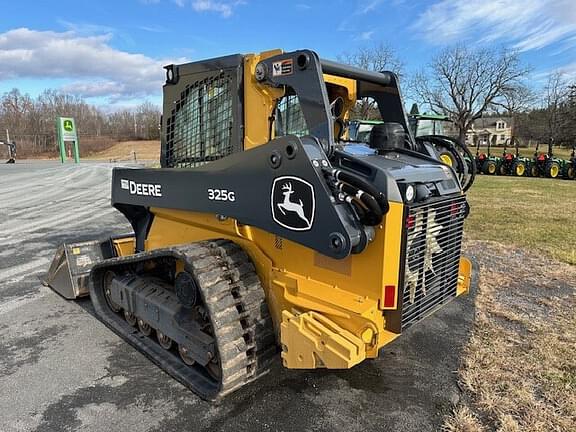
[124, 311, 137, 326]
[137, 318, 153, 336]
[89, 240, 277, 400]
[157, 332, 173, 350]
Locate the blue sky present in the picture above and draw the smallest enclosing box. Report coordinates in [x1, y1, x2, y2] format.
[1, 0, 575, 110]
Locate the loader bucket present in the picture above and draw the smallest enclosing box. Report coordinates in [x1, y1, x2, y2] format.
[44, 239, 116, 299]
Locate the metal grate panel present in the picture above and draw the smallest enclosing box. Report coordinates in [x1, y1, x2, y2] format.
[401, 195, 466, 330]
[165, 72, 235, 168]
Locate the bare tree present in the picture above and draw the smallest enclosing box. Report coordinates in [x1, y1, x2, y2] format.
[137, 101, 161, 140]
[492, 84, 535, 146]
[542, 71, 569, 143]
[496, 84, 535, 114]
[338, 42, 403, 75]
[410, 45, 529, 143]
[0, 89, 34, 134]
[559, 84, 576, 144]
[338, 43, 403, 119]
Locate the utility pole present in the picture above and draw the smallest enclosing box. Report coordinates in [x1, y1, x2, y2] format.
[133, 112, 138, 138]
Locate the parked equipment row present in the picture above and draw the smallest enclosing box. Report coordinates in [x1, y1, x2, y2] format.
[474, 140, 575, 180]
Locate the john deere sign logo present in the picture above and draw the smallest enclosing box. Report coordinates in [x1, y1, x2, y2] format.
[63, 120, 74, 132]
[57, 116, 80, 163]
[58, 117, 77, 141]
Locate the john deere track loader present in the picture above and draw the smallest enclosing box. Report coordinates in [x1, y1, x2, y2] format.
[45, 49, 473, 400]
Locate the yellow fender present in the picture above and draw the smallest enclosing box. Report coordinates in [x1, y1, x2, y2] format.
[457, 256, 472, 296]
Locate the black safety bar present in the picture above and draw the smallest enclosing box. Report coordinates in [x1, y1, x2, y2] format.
[319, 59, 393, 86]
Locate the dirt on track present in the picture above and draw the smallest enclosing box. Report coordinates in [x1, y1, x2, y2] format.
[0, 161, 478, 432]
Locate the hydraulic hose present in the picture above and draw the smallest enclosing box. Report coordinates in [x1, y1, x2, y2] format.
[344, 195, 368, 223]
[336, 181, 383, 226]
[325, 168, 389, 214]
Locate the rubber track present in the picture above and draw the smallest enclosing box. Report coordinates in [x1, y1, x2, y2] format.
[89, 240, 276, 400]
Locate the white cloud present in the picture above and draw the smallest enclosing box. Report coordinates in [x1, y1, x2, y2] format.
[58, 20, 115, 36]
[358, 0, 385, 14]
[534, 61, 576, 83]
[191, 0, 245, 18]
[414, 0, 576, 52]
[355, 0, 404, 15]
[151, 0, 244, 16]
[137, 24, 169, 33]
[0, 28, 187, 102]
[357, 31, 375, 41]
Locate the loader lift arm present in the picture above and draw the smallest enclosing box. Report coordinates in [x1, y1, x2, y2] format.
[113, 135, 365, 259]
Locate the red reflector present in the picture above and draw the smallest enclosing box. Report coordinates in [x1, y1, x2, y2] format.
[451, 202, 460, 216]
[406, 214, 415, 229]
[505, 154, 513, 160]
[384, 285, 396, 308]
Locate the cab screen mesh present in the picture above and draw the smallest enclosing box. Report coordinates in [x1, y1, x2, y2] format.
[165, 72, 234, 168]
[274, 95, 309, 138]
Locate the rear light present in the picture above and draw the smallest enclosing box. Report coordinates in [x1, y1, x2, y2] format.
[384, 285, 396, 308]
[450, 202, 461, 217]
[406, 214, 416, 229]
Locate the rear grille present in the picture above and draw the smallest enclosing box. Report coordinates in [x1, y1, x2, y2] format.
[401, 195, 466, 330]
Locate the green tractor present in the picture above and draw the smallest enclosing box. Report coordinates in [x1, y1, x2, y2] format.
[474, 138, 500, 175]
[352, 113, 456, 167]
[498, 138, 528, 177]
[350, 114, 476, 191]
[527, 140, 563, 178]
[407, 112, 449, 136]
[561, 144, 575, 180]
[405, 110, 476, 189]
[348, 119, 384, 144]
[407, 112, 458, 166]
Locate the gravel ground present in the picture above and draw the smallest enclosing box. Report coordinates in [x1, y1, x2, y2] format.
[0, 161, 477, 432]
[446, 241, 576, 431]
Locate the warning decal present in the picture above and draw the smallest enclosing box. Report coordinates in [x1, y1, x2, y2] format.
[272, 59, 293, 76]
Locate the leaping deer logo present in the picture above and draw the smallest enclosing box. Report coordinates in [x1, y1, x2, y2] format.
[277, 183, 311, 226]
[271, 176, 315, 231]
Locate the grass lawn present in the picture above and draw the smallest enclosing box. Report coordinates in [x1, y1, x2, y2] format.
[445, 175, 576, 431]
[465, 175, 576, 265]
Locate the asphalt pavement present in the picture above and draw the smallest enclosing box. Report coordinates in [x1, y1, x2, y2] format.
[0, 161, 477, 432]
